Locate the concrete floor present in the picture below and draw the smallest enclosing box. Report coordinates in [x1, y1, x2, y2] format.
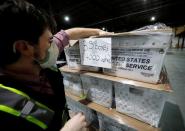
[161, 48, 185, 131]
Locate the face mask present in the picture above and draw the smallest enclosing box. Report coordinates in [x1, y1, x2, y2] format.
[13, 42, 59, 69]
[38, 42, 59, 69]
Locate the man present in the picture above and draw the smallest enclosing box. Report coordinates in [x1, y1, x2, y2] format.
[0, 0, 109, 130]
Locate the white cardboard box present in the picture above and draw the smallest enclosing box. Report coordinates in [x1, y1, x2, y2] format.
[102, 31, 172, 83]
[62, 72, 83, 97]
[81, 75, 113, 108]
[97, 112, 137, 131]
[64, 41, 100, 72]
[114, 82, 167, 127]
[66, 96, 98, 125]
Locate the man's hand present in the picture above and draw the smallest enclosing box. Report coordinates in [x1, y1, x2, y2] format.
[60, 112, 87, 131]
[97, 29, 114, 36]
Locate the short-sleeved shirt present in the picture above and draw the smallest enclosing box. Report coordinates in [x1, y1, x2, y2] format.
[53, 30, 69, 53]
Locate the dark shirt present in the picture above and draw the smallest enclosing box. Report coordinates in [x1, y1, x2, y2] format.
[0, 68, 70, 131]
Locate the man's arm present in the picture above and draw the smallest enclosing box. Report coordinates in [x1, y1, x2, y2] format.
[53, 28, 113, 53]
[65, 28, 111, 40]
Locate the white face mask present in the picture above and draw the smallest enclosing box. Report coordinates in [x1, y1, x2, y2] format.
[38, 42, 59, 69]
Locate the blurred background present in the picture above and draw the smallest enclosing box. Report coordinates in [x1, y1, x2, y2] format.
[21, 0, 185, 32]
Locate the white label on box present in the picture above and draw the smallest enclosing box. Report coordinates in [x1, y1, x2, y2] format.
[113, 48, 164, 72]
[79, 38, 112, 68]
[105, 48, 167, 83]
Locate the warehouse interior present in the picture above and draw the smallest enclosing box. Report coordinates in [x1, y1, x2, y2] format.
[0, 0, 185, 131]
[49, 0, 185, 129]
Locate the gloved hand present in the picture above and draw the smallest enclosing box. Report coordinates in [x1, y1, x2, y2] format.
[60, 112, 87, 131]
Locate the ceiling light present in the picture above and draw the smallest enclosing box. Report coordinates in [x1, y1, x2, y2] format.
[102, 27, 106, 31]
[150, 16, 155, 21]
[64, 16, 70, 22]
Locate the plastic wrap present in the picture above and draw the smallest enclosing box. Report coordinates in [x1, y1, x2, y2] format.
[132, 23, 172, 31]
[81, 75, 113, 108]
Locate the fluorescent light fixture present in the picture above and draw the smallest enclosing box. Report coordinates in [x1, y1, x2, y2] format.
[64, 16, 70, 22]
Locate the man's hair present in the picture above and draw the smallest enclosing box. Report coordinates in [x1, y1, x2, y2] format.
[0, 0, 49, 67]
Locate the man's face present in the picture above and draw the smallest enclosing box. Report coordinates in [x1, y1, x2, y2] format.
[33, 29, 53, 61]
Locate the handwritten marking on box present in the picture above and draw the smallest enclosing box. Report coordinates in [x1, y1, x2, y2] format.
[80, 38, 112, 68]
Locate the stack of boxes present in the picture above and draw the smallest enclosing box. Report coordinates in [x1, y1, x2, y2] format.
[62, 29, 172, 130]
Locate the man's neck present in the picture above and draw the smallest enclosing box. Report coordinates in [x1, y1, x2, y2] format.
[5, 58, 41, 76]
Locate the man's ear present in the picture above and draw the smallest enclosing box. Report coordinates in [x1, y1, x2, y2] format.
[13, 40, 34, 56]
